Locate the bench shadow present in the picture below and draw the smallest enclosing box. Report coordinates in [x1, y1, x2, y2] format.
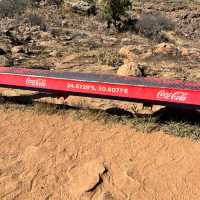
[1, 93, 200, 125]
[0, 93, 79, 110]
[152, 107, 200, 125]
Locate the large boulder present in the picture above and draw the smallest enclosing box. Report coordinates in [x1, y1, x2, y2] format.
[152, 42, 178, 56]
[117, 62, 149, 77]
[119, 45, 135, 62]
[117, 62, 137, 76]
[119, 44, 152, 63]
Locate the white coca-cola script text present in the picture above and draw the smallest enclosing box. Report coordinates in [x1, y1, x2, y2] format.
[26, 77, 47, 87]
[156, 90, 188, 102]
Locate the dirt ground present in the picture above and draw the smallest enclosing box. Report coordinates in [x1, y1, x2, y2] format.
[0, 106, 200, 200]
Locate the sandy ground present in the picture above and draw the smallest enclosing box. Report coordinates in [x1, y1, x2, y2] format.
[0, 107, 200, 200]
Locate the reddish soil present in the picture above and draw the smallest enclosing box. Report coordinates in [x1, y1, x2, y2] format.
[0, 107, 200, 199]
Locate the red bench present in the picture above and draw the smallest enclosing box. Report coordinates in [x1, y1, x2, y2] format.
[0, 66, 200, 108]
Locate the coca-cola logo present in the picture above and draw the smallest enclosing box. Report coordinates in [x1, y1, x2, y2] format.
[156, 90, 188, 102]
[26, 77, 47, 87]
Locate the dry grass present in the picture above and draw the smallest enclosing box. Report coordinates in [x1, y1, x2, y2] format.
[137, 13, 175, 42]
[35, 104, 200, 140]
[163, 121, 200, 140]
[95, 48, 123, 67]
[0, 99, 200, 140]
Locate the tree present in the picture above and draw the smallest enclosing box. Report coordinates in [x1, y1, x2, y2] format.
[102, 0, 132, 30]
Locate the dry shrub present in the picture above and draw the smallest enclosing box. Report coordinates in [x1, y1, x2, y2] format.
[0, 0, 37, 18]
[136, 13, 175, 42]
[163, 121, 200, 140]
[27, 13, 48, 31]
[96, 48, 123, 67]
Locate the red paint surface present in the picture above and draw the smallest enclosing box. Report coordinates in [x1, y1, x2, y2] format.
[0, 67, 200, 107]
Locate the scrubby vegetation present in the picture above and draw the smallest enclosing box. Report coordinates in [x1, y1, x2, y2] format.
[27, 13, 48, 31]
[0, 0, 174, 38]
[101, 0, 133, 30]
[0, 0, 34, 17]
[0, 0, 63, 18]
[136, 13, 175, 42]
[95, 48, 123, 67]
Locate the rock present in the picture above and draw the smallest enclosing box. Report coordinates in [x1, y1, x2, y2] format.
[66, 96, 113, 110]
[180, 47, 189, 57]
[0, 41, 10, 55]
[12, 53, 27, 62]
[177, 11, 200, 39]
[30, 26, 41, 32]
[0, 18, 16, 33]
[11, 46, 24, 54]
[69, 160, 106, 197]
[152, 105, 165, 113]
[117, 62, 137, 76]
[117, 62, 150, 77]
[61, 19, 68, 27]
[39, 40, 58, 47]
[153, 42, 178, 56]
[69, 1, 96, 15]
[18, 24, 30, 33]
[140, 49, 153, 60]
[49, 50, 59, 57]
[59, 34, 74, 41]
[121, 37, 132, 44]
[60, 54, 78, 63]
[102, 36, 118, 46]
[40, 31, 52, 40]
[22, 34, 32, 43]
[0, 55, 10, 66]
[119, 46, 134, 61]
[179, 47, 200, 61]
[119, 45, 152, 63]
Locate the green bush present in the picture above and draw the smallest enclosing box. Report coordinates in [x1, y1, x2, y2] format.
[101, 0, 132, 30]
